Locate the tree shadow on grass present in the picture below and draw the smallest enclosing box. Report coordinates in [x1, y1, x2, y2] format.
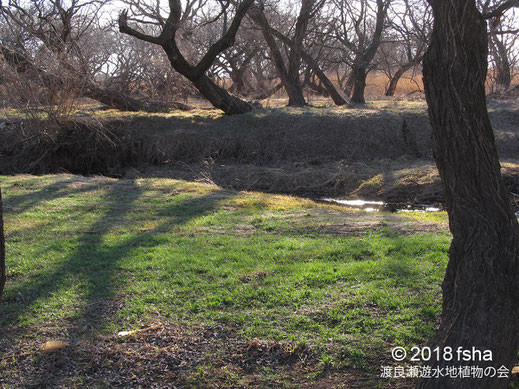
[2, 177, 104, 214]
[0, 179, 233, 339]
[68, 186, 234, 336]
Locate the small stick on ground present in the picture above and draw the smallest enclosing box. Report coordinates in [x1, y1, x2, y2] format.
[117, 324, 163, 337]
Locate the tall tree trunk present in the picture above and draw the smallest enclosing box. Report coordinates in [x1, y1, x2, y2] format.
[342, 0, 388, 104]
[350, 66, 367, 104]
[286, 0, 314, 106]
[0, 186, 5, 304]
[259, 24, 347, 105]
[418, 1, 519, 388]
[249, 6, 306, 107]
[285, 82, 307, 106]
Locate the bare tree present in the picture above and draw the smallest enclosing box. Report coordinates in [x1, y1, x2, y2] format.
[249, 0, 325, 106]
[223, 44, 259, 96]
[480, 1, 519, 92]
[211, 19, 266, 97]
[333, 0, 391, 103]
[486, 10, 519, 90]
[419, 0, 519, 387]
[119, 0, 255, 114]
[0, 0, 186, 112]
[260, 19, 348, 105]
[381, 0, 430, 96]
[98, 31, 193, 109]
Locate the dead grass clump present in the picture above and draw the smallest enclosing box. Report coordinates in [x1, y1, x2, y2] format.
[207, 160, 443, 201]
[124, 107, 434, 164]
[0, 117, 126, 175]
[0, 105, 436, 178]
[487, 84, 519, 100]
[239, 270, 272, 283]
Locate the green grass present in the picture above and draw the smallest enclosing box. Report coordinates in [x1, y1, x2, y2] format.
[0, 174, 450, 376]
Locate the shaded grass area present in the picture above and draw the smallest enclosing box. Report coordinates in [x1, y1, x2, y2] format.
[0, 174, 450, 387]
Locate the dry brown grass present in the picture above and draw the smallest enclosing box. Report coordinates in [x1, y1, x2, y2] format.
[365, 72, 423, 97]
[2, 100, 519, 203]
[1, 321, 401, 388]
[260, 70, 519, 102]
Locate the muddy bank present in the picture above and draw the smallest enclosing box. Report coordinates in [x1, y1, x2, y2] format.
[132, 159, 519, 206]
[1, 102, 519, 203]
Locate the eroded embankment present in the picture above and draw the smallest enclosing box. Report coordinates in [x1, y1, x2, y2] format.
[1, 102, 519, 203]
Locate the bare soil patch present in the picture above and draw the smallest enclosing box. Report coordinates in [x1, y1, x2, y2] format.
[0, 322, 407, 388]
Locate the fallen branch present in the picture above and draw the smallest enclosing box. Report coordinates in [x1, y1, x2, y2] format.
[117, 324, 162, 337]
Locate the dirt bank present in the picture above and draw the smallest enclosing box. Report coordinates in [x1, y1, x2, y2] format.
[1, 101, 519, 203]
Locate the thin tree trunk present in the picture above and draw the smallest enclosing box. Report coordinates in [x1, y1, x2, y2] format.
[249, 6, 306, 106]
[344, 71, 355, 96]
[227, 55, 255, 97]
[305, 78, 329, 96]
[418, 1, 519, 388]
[385, 62, 416, 96]
[228, 66, 248, 96]
[0, 186, 5, 304]
[252, 82, 283, 100]
[336, 69, 347, 90]
[489, 32, 511, 90]
[300, 50, 347, 105]
[261, 25, 347, 105]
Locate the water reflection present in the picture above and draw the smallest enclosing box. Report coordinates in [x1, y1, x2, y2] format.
[320, 198, 443, 213]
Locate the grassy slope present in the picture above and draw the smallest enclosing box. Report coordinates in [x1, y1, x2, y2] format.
[0, 174, 450, 387]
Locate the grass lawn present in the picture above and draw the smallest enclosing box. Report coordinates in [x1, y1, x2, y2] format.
[0, 174, 450, 388]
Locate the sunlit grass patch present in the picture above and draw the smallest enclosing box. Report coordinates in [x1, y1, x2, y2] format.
[221, 191, 316, 211]
[402, 211, 448, 226]
[0, 174, 450, 386]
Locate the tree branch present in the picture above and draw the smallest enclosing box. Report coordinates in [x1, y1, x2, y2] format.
[483, 0, 519, 19]
[193, 0, 254, 78]
[118, 9, 163, 45]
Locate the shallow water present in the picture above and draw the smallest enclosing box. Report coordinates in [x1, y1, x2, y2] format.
[320, 198, 443, 213]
